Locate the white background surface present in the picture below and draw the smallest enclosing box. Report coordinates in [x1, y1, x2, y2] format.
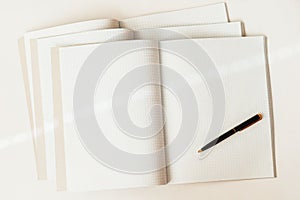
[0, 0, 299, 199]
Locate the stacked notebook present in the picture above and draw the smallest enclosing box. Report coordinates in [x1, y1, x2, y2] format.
[19, 2, 275, 192]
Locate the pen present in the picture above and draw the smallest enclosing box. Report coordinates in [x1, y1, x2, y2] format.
[198, 114, 263, 153]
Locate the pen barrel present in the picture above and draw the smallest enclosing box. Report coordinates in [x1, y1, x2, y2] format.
[199, 114, 262, 152]
[235, 114, 262, 132]
[201, 129, 236, 151]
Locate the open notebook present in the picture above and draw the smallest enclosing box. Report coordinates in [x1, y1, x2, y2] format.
[51, 37, 275, 191]
[32, 22, 243, 181]
[18, 2, 231, 179]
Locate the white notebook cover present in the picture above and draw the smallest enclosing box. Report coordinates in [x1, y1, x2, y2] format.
[120, 3, 228, 29]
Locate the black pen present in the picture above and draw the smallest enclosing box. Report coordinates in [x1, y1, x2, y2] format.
[198, 114, 263, 153]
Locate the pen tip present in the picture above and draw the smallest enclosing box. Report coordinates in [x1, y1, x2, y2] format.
[258, 113, 263, 120]
[198, 149, 203, 153]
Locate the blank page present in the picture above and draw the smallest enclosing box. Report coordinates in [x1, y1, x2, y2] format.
[160, 37, 275, 184]
[52, 40, 166, 191]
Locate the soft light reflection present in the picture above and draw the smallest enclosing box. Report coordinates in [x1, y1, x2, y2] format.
[0, 132, 31, 150]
